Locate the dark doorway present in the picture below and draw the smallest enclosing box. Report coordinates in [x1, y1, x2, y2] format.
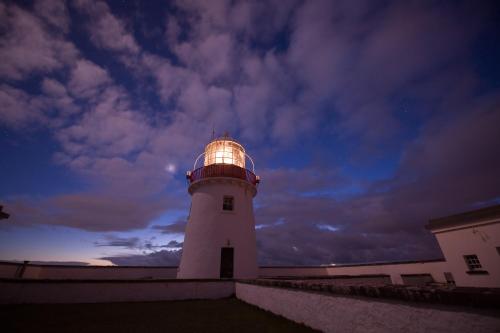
[220, 247, 234, 278]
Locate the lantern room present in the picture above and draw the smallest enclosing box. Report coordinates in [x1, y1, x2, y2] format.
[204, 139, 246, 168]
[188, 135, 259, 187]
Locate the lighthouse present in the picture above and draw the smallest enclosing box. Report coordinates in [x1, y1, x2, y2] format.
[178, 135, 260, 279]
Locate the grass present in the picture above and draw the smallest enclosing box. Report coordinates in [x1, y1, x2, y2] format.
[1, 298, 318, 333]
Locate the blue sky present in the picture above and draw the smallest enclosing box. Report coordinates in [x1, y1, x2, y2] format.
[1, 0, 499, 266]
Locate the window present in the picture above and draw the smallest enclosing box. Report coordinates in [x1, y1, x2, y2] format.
[463, 254, 482, 270]
[223, 196, 234, 211]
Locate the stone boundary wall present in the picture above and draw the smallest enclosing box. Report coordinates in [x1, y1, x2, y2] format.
[0, 262, 178, 279]
[242, 279, 500, 308]
[235, 282, 500, 333]
[0, 278, 234, 304]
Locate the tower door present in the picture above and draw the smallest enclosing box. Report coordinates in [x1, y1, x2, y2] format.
[220, 247, 234, 278]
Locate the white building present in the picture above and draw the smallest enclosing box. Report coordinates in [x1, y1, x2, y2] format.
[426, 204, 500, 288]
[177, 135, 260, 279]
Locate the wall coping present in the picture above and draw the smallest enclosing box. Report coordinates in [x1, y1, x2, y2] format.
[0, 277, 232, 283]
[0, 258, 446, 270]
[0, 261, 178, 269]
[260, 258, 446, 269]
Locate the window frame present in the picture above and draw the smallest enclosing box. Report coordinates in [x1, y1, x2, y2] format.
[222, 195, 234, 212]
[463, 254, 482, 271]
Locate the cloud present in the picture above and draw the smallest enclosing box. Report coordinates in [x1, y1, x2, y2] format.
[94, 235, 141, 249]
[0, 79, 80, 130]
[165, 240, 183, 248]
[67, 60, 112, 99]
[73, 0, 139, 55]
[34, 0, 71, 33]
[57, 89, 149, 156]
[176, 33, 235, 82]
[152, 220, 187, 235]
[40, 78, 80, 117]
[258, 167, 343, 197]
[101, 249, 182, 266]
[286, 0, 488, 144]
[6, 193, 169, 232]
[41, 78, 68, 97]
[229, 0, 298, 42]
[93, 234, 182, 252]
[0, 2, 77, 80]
[0, 84, 47, 128]
[254, 93, 500, 265]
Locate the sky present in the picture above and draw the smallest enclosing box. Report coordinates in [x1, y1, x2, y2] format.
[1, 0, 500, 266]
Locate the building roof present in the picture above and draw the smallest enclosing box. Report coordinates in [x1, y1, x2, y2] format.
[426, 204, 500, 231]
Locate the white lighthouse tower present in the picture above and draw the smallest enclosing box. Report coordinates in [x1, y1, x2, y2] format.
[178, 134, 260, 279]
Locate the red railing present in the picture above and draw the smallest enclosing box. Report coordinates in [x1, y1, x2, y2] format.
[188, 164, 258, 185]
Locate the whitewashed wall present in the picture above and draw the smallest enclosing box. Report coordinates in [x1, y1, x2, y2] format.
[259, 260, 448, 285]
[0, 280, 234, 304]
[235, 283, 500, 333]
[0, 261, 447, 285]
[0, 262, 21, 278]
[0, 262, 178, 279]
[432, 220, 500, 288]
[179, 178, 258, 279]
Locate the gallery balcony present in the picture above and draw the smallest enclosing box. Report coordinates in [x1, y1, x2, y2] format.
[187, 164, 259, 186]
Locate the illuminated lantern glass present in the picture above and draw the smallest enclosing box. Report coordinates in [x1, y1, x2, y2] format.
[204, 139, 246, 168]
